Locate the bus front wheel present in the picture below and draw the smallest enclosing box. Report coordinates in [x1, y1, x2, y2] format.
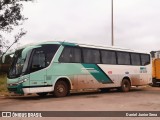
[118, 79, 131, 92]
[53, 80, 69, 97]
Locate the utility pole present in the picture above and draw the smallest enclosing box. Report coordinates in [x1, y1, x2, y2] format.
[111, 0, 114, 46]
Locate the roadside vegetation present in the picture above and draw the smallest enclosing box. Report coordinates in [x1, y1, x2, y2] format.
[0, 74, 8, 96]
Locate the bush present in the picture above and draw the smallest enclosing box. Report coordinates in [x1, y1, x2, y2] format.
[0, 73, 8, 96]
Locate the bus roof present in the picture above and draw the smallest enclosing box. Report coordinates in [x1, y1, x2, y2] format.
[60, 41, 149, 54]
[16, 41, 149, 54]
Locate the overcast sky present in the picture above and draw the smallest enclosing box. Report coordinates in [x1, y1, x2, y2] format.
[15, 0, 160, 52]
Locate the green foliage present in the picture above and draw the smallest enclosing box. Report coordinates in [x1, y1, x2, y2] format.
[0, 0, 32, 32]
[0, 74, 8, 95]
[0, 0, 32, 55]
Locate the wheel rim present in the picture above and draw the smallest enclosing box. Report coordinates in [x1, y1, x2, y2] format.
[54, 81, 68, 97]
[57, 84, 65, 93]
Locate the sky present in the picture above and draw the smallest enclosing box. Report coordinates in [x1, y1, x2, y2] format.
[9, 0, 160, 53]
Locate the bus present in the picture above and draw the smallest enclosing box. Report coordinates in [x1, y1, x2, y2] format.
[7, 41, 152, 97]
[151, 51, 160, 86]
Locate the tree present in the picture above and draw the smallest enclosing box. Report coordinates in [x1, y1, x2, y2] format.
[0, 0, 32, 55]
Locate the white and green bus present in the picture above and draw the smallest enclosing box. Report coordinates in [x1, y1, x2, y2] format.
[7, 41, 152, 97]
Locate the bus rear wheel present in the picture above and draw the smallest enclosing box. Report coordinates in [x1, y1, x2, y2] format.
[118, 79, 131, 92]
[53, 80, 69, 97]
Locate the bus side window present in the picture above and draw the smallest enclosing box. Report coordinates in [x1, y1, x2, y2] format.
[82, 48, 100, 64]
[117, 52, 131, 65]
[131, 53, 141, 66]
[59, 47, 81, 63]
[101, 50, 116, 64]
[59, 47, 72, 63]
[72, 48, 81, 63]
[141, 54, 150, 66]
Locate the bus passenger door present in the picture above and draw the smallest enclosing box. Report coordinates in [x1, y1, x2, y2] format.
[29, 49, 47, 93]
[29, 70, 46, 93]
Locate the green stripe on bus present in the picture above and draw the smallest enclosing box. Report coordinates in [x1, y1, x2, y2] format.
[82, 64, 113, 84]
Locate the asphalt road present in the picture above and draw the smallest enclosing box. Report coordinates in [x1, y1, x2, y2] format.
[0, 86, 160, 120]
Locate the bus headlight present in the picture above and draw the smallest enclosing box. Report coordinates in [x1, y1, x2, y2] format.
[8, 78, 28, 86]
[17, 78, 28, 84]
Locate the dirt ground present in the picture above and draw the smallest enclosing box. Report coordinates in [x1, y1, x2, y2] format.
[0, 86, 160, 120]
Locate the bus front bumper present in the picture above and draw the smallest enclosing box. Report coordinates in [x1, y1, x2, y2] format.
[7, 83, 24, 95]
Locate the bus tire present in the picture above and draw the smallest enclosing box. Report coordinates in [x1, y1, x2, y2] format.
[53, 80, 69, 97]
[118, 79, 131, 92]
[37, 92, 48, 97]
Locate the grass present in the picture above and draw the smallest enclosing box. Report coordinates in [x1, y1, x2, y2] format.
[0, 73, 9, 96]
